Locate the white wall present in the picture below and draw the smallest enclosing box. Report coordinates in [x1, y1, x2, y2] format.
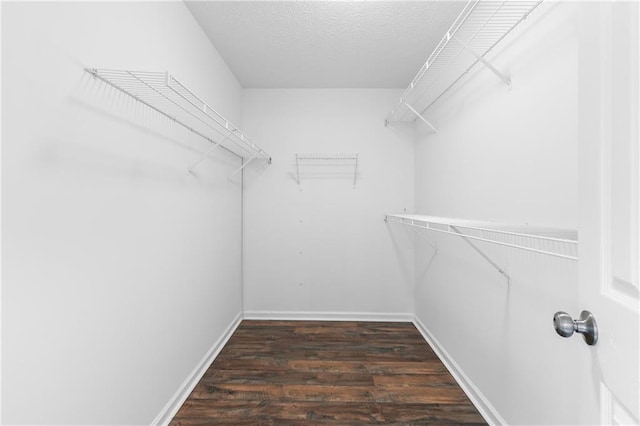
[242, 89, 415, 319]
[408, 2, 581, 425]
[2, 2, 244, 424]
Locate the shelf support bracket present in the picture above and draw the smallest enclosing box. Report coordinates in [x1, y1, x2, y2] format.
[453, 36, 512, 90]
[295, 154, 301, 186]
[228, 151, 260, 180]
[404, 103, 437, 133]
[188, 131, 235, 173]
[450, 225, 511, 284]
[411, 228, 439, 276]
[411, 227, 438, 253]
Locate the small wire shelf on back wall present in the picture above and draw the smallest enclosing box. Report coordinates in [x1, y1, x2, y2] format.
[295, 153, 359, 188]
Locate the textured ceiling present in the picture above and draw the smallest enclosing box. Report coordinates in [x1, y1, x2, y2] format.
[185, 1, 466, 88]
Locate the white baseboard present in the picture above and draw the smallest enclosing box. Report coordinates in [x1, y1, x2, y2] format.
[412, 315, 505, 426]
[151, 311, 243, 426]
[242, 310, 413, 322]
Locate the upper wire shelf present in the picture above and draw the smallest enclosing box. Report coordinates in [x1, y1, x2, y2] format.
[385, 0, 542, 128]
[85, 68, 271, 175]
[385, 214, 578, 260]
[295, 152, 359, 188]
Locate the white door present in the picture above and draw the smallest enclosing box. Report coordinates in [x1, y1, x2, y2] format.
[578, 1, 639, 424]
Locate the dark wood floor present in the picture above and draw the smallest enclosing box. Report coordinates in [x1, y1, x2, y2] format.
[171, 320, 486, 425]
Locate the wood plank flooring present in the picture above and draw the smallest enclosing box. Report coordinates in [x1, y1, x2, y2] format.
[171, 320, 486, 425]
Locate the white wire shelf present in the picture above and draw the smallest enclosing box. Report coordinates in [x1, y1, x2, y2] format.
[385, 0, 542, 128]
[295, 152, 359, 187]
[385, 214, 578, 260]
[85, 68, 271, 175]
[296, 153, 359, 161]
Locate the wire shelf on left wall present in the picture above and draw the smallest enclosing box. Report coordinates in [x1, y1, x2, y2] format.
[85, 68, 271, 175]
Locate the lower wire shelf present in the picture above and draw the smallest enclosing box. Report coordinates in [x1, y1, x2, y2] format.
[385, 214, 578, 261]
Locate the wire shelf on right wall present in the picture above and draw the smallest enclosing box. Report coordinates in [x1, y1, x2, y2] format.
[385, 214, 578, 261]
[385, 0, 542, 130]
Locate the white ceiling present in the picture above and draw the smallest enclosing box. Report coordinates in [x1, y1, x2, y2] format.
[185, 1, 466, 88]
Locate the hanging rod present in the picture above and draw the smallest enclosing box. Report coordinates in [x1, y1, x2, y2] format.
[85, 68, 272, 173]
[385, 214, 578, 261]
[385, 0, 542, 126]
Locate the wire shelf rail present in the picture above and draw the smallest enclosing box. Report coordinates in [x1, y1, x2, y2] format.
[295, 152, 359, 188]
[85, 68, 271, 174]
[385, 0, 542, 128]
[385, 214, 578, 260]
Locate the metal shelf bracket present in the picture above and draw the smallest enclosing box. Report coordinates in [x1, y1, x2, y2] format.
[228, 150, 264, 180]
[411, 227, 438, 253]
[453, 36, 512, 90]
[404, 103, 437, 133]
[450, 225, 511, 284]
[188, 131, 235, 173]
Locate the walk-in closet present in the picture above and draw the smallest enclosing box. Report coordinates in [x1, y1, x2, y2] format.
[2, 1, 638, 424]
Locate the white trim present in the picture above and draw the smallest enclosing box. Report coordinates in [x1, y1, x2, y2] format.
[151, 311, 243, 426]
[242, 310, 413, 323]
[412, 315, 505, 426]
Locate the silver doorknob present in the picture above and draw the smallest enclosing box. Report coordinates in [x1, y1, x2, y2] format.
[553, 310, 598, 346]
